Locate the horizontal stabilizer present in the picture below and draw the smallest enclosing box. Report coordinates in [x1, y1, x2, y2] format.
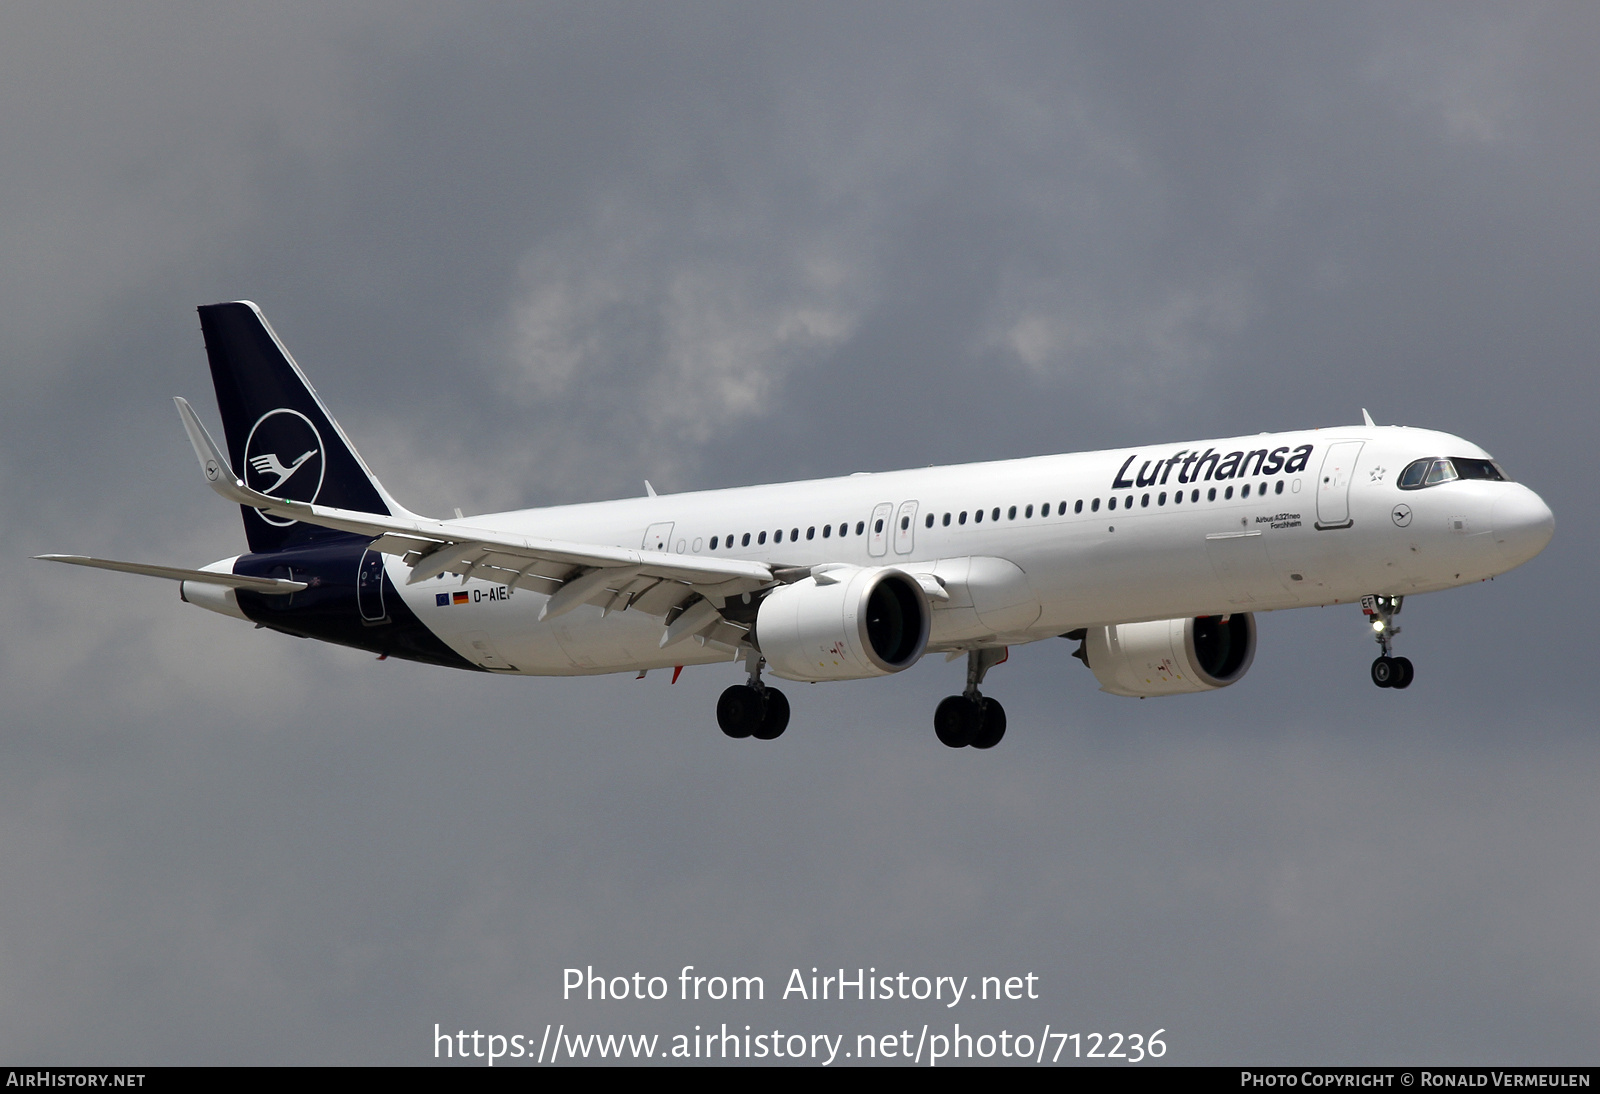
[34, 554, 308, 593]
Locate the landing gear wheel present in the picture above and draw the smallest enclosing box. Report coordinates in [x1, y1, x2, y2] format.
[934, 695, 981, 748]
[1371, 656, 1396, 688]
[717, 685, 761, 738]
[751, 688, 790, 740]
[970, 697, 1007, 749]
[1391, 656, 1414, 690]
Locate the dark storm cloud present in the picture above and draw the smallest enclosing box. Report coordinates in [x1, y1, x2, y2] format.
[2, 1, 1596, 1063]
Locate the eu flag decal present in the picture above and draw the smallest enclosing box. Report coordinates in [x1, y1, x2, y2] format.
[435, 593, 449, 607]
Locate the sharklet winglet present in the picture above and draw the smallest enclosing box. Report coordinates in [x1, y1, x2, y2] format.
[175, 396, 314, 517]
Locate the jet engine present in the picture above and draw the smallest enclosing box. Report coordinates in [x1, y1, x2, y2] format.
[756, 566, 931, 682]
[1079, 613, 1255, 697]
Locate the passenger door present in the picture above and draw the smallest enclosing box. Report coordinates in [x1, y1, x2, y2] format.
[893, 500, 919, 554]
[357, 548, 388, 623]
[1315, 441, 1364, 530]
[867, 502, 893, 557]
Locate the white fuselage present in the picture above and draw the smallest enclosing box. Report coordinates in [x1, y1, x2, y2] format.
[387, 425, 1552, 676]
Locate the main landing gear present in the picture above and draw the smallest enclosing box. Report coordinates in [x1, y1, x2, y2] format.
[1363, 594, 1414, 690]
[934, 648, 1008, 749]
[717, 653, 790, 740]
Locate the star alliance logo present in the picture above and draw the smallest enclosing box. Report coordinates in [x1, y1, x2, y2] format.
[242, 408, 325, 527]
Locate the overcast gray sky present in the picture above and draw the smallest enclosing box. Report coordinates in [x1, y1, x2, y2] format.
[2, 1, 1596, 1065]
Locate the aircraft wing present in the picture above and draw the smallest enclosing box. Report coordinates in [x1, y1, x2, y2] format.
[176, 398, 773, 634]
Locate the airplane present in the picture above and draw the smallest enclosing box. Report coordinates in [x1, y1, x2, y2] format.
[38, 302, 1555, 749]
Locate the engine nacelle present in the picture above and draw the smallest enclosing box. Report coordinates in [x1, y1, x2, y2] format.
[756, 567, 931, 682]
[1083, 613, 1255, 697]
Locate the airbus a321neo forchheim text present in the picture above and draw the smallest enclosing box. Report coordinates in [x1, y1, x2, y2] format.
[41, 302, 1555, 748]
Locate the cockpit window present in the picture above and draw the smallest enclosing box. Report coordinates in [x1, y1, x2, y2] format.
[1423, 460, 1458, 486]
[1398, 458, 1436, 488]
[1453, 458, 1509, 482]
[1398, 456, 1510, 490]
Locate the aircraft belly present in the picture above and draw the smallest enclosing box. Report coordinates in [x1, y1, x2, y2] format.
[922, 557, 1040, 641]
[1022, 517, 1224, 629]
[396, 576, 733, 675]
[551, 608, 734, 673]
[391, 572, 565, 672]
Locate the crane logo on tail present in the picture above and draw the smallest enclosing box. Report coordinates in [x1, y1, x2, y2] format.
[249, 449, 318, 492]
[242, 408, 325, 527]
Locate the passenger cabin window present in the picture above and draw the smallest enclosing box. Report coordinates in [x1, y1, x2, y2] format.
[1008, 506, 1017, 520]
[856, 522, 865, 535]
[1091, 498, 1100, 512]
[1075, 500, 1083, 513]
[1108, 497, 1117, 510]
[925, 514, 935, 528]
[807, 526, 816, 540]
[1025, 504, 1033, 518]
[710, 536, 719, 549]
[823, 524, 832, 538]
[959, 511, 968, 524]
[942, 513, 951, 526]
[758, 531, 767, 544]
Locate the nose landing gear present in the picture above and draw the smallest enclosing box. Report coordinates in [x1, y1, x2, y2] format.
[934, 648, 1008, 749]
[1363, 595, 1414, 690]
[717, 652, 790, 740]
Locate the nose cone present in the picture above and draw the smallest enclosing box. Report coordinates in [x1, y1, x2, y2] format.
[1492, 486, 1555, 568]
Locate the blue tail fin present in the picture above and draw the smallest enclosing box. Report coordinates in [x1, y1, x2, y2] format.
[197, 301, 403, 554]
